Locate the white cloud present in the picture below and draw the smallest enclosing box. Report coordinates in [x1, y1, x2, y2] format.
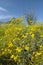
[0, 15, 12, 19]
[0, 7, 8, 12]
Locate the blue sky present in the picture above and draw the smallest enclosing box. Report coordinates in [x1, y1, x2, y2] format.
[0, 0, 43, 21]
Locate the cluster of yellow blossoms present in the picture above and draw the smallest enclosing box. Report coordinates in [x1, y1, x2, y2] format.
[0, 18, 43, 65]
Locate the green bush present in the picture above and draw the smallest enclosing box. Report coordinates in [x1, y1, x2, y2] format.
[0, 18, 43, 65]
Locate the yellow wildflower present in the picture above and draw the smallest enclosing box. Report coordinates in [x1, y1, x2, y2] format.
[22, 35, 27, 38]
[8, 42, 13, 47]
[25, 45, 29, 51]
[8, 49, 12, 53]
[33, 52, 35, 54]
[35, 52, 42, 56]
[31, 34, 35, 38]
[10, 55, 14, 59]
[40, 45, 42, 48]
[10, 55, 18, 61]
[39, 45, 43, 50]
[31, 28, 34, 31]
[16, 47, 22, 53]
[14, 55, 18, 61]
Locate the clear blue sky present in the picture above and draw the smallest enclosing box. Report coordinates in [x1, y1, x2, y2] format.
[0, 0, 43, 21]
